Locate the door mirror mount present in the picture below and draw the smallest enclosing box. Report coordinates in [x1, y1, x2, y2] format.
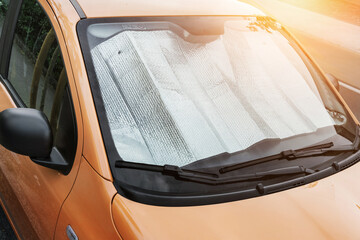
[32, 147, 70, 173]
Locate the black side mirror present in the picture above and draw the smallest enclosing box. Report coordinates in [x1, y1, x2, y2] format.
[326, 73, 339, 91]
[0, 108, 69, 172]
[0, 108, 53, 158]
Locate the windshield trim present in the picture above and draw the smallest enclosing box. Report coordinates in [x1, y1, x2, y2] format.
[77, 16, 359, 206]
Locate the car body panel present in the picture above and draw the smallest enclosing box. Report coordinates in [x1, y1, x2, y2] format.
[111, 161, 360, 240]
[47, 0, 114, 181]
[0, 81, 82, 239]
[0, 0, 84, 238]
[54, 156, 120, 240]
[0, 83, 37, 239]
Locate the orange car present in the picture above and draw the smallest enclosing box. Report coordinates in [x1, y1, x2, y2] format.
[0, 0, 359, 239]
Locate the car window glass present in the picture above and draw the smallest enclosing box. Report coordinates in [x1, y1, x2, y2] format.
[86, 20, 338, 166]
[0, 0, 9, 37]
[8, 0, 77, 165]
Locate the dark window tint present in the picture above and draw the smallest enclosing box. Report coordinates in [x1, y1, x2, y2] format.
[8, 0, 77, 166]
[0, 0, 9, 37]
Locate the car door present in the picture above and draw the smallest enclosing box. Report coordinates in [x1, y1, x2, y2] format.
[0, 0, 83, 239]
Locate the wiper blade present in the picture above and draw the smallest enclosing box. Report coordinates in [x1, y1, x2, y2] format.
[115, 161, 219, 179]
[219, 141, 356, 174]
[115, 161, 314, 185]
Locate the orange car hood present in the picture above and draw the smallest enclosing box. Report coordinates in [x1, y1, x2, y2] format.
[112, 161, 360, 240]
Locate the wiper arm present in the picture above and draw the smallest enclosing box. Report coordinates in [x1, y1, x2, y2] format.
[115, 161, 219, 180]
[115, 161, 314, 185]
[219, 141, 356, 174]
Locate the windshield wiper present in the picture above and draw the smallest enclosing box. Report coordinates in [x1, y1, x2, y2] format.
[115, 161, 314, 185]
[219, 141, 356, 174]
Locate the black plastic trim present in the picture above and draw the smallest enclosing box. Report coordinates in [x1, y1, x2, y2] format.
[0, 108, 53, 157]
[69, 0, 86, 19]
[0, 76, 26, 107]
[32, 147, 70, 173]
[115, 151, 360, 206]
[0, 0, 23, 79]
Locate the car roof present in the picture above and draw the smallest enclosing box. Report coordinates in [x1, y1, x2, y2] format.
[74, 0, 265, 18]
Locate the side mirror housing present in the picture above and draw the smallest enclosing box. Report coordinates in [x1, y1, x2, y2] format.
[0, 108, 53, 158]
[0, 108, 70, 173]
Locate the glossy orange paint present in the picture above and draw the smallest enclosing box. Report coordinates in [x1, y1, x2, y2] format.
[54, 157, 120, 240]
[47, 0, 114, 181]
[0, 0, 359, 239]
[0, 0, 84, 238]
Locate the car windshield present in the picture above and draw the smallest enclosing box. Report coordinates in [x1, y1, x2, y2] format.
[80, 16, 355, 169]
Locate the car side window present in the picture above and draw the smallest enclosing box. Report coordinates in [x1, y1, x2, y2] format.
[8, 0, 77, 167]
[0, 0, 9, 37]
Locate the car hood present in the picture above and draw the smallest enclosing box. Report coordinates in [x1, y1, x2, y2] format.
[112, 162, 360, 240]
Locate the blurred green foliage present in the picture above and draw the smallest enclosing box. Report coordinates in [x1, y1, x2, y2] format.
[16, 0, 52, 58]
[0, 0, 9, 18]
[14, 0, 63, 84]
